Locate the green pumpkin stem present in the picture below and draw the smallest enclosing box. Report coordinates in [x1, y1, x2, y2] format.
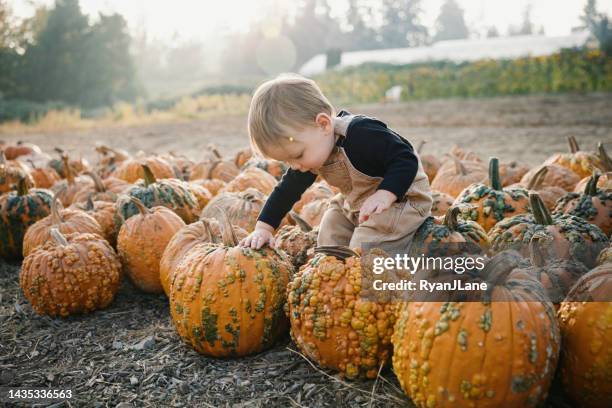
[598, 142, 612, 171]
[141, 164, 157, 187]
[529, 193, 553, 225]
[442, 206, 462, 231]
[584, 172, 600, 196]
[17, 177, 30, 196]
[529, 234, 548, 268]
[50, 227, 69, 247]
[568, 136, 580, 153]
[289, 211, 312, 232]
[314, 245, 359, 260]
[527, 166, 548, 190]
[489, 157, 501, 191]
[218, 207, 238, 246]
[129, 196, 150, 216]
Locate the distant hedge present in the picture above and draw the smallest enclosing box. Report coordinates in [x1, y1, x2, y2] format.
[316, 48, 612, 104]
[0, 98, 71, 123]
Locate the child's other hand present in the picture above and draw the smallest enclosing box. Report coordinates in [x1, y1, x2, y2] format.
[239, 223, 275, 249]
[358, 190, 397, 224]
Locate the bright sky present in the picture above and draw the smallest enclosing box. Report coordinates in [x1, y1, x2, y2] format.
[9, 0, 612, 42]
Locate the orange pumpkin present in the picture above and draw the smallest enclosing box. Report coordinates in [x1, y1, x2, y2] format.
[430, 190, 454, 217]
[416, 141, 441, 182]
[20, 228, 121, 317]
[292, 181, 334, 214]
[298, 198, 330, 228]
[574, 171, 612, 193]
[201, 188, 267, 232]
[2, 141, 42, 160]
[454, 158, 530, 232]
[222, 167, 277, 195]
[27, 160, 61, 189]
[189, 147, 240, 182]
[0, 151, 34, 194]
[71, 197, 119, 247]
[558, 265, 612, 408]
[159, 217, 247, 296]
[392, 251, 560, 408]
[431, 157, 486, 198]
[240, 157, 288, 180]
[186, 182, 213, 210]
[111, 156, 175, 183]
[23, 191, 103, 257]
[191, 178, 226, 196]
[169, 212, 293, 357]
[287, 246, 398, 379]
[233, 147, 253, 168]
[523, 166, 567, 211]
[274, 212, 317, 267]
[544, 136, 610, 179]
[95, 144, 130, 178]
[51, 154, 93, 206]
[71, 172, 123, 204]
[117, 197, 185, 293]
[498, 160, 529, 186]
[520, 163, 580, 192]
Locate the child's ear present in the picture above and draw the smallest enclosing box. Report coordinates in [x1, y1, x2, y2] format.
[315, 113, 332, 130]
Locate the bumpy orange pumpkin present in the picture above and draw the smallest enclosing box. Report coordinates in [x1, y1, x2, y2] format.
[169, 212, 293, 357]
[23, 191, 103, 257]
[554, 173, 612, 235]
[117, 197, 185, 293]
[222, 167, 277, 195]
[574, 171, 612, 193]
[392, 251, 560, 408]
[20, 228, 121, 317]
[287, 246, 398, 379]
[558, 265, 612, 408]
[431, 157, 486, 198]
[159, 217, 247, 296]
[454, 158, 530, 232]
[274, 212, 317, 267]
[544, 137, 610, 179]
[71, 197, 119, 247]
[430, 190, 455, 217]
[111, 156, 175, 183]
[0, 178, 53, 259]
[520, 163, 580, 192]
[201, 188, 267, 232]
[0, 151, 34, 194]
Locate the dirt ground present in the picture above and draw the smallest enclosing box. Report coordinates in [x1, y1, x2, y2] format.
[1, 93, 611, 166]
[1, 93, 610, 407]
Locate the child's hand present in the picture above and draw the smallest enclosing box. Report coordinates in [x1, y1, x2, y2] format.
[358, 190, 397, 224]
[239, 222, 275, 249]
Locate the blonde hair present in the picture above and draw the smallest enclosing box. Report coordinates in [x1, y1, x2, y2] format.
[247, 73, 335, 157]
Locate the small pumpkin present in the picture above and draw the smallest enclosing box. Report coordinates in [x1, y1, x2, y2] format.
[430, 190, 455, 217]
[544, 136, 611, 179]
[558, 264, 612, 408]
[574, 171, 612, 193]
[2, 141, 42, 160]
[117, 165, 200, 224]
[189, 147, 240, 182]
[186, 182, 213, 210]
[240, 156, 288, 180]
[71, 197, 119, 247]
[169, 211, 293, 357]
[117, 197, 185, 293]
[553, 172, 612, 235]
[416, 141, 441, 183]
[159, 217, 247, 296]
[22, 189, 103, 257]
[0, 178, 53, 260]
[274, 212, 317, 268]
[520, 163, 580, 192]
[298, 197, 330, 228]
[292, 181, 334, 214]
[454, 157, 530, 232]
[411, 206, 489, 256]
[222, 167, 277, 195]
[233, 147, 253, 169]
[0, 151, 34, 194]
[95, 144, 130, 178]
[111, 156, 175, 183]
[392, 251, 560, 408]
[431, 157, 486, 198]
[51, 154, 93, 206]
[498, 160, 530, 186]
[488, 193, 609, 268]
[71, 171, 123, 204]
[20, 228, 121, 317]
[27, 160, 61, 189]
[287, 246, 398, 379]
[191, 178, 226, 196]
[200, 188, 267, 232]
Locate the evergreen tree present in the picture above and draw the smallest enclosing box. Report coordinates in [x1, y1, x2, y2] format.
[433, 0, 469, 42]
[343, 0, 379, 50]
[380, 0, 428, 48]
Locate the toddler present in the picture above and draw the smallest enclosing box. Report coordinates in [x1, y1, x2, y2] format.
[240, 74, 432, 251]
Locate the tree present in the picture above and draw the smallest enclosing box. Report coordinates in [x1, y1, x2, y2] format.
[342, 0, 380, 50]
[433, 0, 469, 42]
[516, 4, 535, 35]
[580, 0, 612, 55]
[486, 26, 499, 38]
[379, 0, 428, 48]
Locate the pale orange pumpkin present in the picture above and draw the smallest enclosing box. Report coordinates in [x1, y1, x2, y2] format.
[222, 167, 277, 195]
[431, 157, 487, 198]
[200, 188, 267, 232]
[111, 156, 175, 183]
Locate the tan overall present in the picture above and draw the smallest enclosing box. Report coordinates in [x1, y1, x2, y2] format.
[314, 114, 432, 250]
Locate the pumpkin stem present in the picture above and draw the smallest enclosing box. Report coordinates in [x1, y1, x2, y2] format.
[489, 157, 501, 190]
[206, 160, 221, 180]
[217, 207, 238, 247]
[314, 245, 359, 260]
[289, 211, 312, 232]
[61, 153, 74, 185]
[85, 195, 95, 211]
[129, 196, 150, 216]
[209, 145, 223, 159]
[482, 251, 524, 293]
[141, 164, 157, 187]
[27, 158, 38, 169]
[529, 233, 548, 268]
[17, 177, 30, 196]
[417, 140, 425, 154]
[568, 136, 580, 153]
[51, 187, 66, 225]
[598, 142, 612, 171]
[442, 206, 463, 231]
[584, 172, 600, 196]
[452, 157, 467, 176]
[85, 171, 106, 193]
[50, 227, 69, 247]
[199, 218, 219, 244]
[527, 166, 548, 190]
[529, 193, 553, 225]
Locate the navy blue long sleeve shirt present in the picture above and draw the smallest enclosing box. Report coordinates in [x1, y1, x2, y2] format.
[258, 111, 419, 229]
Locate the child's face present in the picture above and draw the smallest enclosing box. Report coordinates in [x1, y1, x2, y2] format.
[265, 113, 335, 172]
